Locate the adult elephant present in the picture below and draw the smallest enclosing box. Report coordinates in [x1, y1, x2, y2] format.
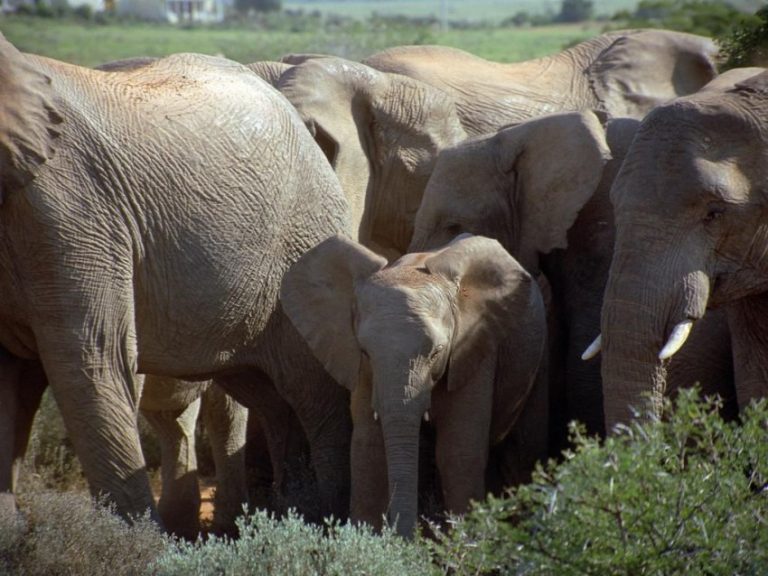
[592, 68, 768, 429]
[410, 110, 735, 441]
[0, 35, 351, 523]
[277, 57, 467, 259]
[94, 55, 301, 537]
[281, 234, 547, 537]
[364, 29, 718, 136]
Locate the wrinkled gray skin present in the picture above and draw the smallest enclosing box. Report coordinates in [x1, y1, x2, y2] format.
[0, 36, 351, 525]
[364, 29, 718, 137]
[281, 234, 547, 537]
[277, 57, 467, 259]
[44, 57, 254, 539]
[411, 110, 735, 442]
[599, 68, 768, 430]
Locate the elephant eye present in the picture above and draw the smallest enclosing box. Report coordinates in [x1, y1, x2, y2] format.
[445, 223, 463, 237]
[703, 204, 726, 224]
[429, 344, 445, 361]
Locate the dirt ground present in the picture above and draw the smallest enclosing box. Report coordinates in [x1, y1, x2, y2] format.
[150, 475, 216, 525]
[198, 479, 215, 523]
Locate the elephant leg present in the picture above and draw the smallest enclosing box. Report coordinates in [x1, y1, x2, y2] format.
[494, 366, 549, 489]
[564, 307, 606, 438]
[538, 273, 570, 457]
[200, 385, 248, 535]
[0, 349, 22, 518]
[219, 371, 307, 507]
[247, 381, 306, 498]
[245, 411, 274, 509]
[0, 354, 48, 520]
[33, 288, 156, 523]
[431, 365, 494, 515]
[287, 385, 351, 521]
[349, 376, 387, 529]
[727, 295, 768, 411]
[217, 364, 351, 518]
[143, 399, 201, 538]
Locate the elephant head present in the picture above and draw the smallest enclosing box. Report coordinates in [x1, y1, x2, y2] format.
[410, 110, 611, 271]
[596, 68, 768, 429]
[280, 234, 545, 536]
[277, 57, 467, 257]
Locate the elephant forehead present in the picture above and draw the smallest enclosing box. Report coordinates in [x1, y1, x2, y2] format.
[693, 156, 751, 201]
[355, 269, 454, 322]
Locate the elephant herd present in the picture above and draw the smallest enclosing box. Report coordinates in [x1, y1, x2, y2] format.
[0, 27, 764, 539]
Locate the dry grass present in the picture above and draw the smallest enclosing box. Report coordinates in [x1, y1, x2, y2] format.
[1, 490, 169, 576]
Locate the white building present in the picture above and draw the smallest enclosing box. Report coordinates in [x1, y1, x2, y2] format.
[2, 0, 225, 22]
[117, 0, 225, 22]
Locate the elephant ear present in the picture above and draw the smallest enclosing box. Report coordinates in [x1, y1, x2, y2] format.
[424, 235, 538, 393]
[496, 110, 611, 269]
[588, 30, 718, 119]
[280, 234, 387, 391]
[0, 33, 62, 201]
[278, 58, 385, 244]
[246, 61, 293, 88]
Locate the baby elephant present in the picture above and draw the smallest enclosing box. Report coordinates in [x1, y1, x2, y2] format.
[281, 234, 547, 537]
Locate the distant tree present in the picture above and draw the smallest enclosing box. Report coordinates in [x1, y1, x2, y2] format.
[609, 0, 755, 38]
[719, 6, 768, 69]
[511, 10, 531, 26]
[558, 0, 593, 22]
[235, 0, 280, 14]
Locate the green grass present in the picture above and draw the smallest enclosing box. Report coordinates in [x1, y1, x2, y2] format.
[285, 0, 765, 20]
[0, 14, 601, 66]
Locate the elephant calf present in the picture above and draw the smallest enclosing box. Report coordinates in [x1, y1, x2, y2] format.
[281, 234, 548, 537]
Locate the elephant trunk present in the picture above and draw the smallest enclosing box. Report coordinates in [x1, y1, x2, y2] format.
[379, 405, 424, 538]
[600, 224, 710, 431]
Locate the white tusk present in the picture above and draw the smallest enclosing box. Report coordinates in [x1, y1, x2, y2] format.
[373, 411, 378, 421]
[423, 411, 430, 423]
[659, 320, 694, 360]
[581, 335, 602, 360]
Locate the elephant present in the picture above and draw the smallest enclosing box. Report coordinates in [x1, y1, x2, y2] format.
[0, 35, 352, 525]
[139, 378, 247, 538]
[276, 57, 467, 259]
[280, 234, 548, 537]
[409, 110, 735, 444]
[590, 67, 768, 430]
[93, 56, 305, 536]
[363, 29, 719, 136]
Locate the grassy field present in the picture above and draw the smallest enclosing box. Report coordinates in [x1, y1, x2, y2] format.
[285, 0, 765, 21]
[0, 15, 602, 65]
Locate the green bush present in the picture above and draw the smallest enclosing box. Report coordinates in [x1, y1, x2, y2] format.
[428, 389, 768, 575]
[609, 0, 753, 38]
[151, 509, 435, 576]
[3, 390, 767, 575]
[718, 6, 768, 69]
